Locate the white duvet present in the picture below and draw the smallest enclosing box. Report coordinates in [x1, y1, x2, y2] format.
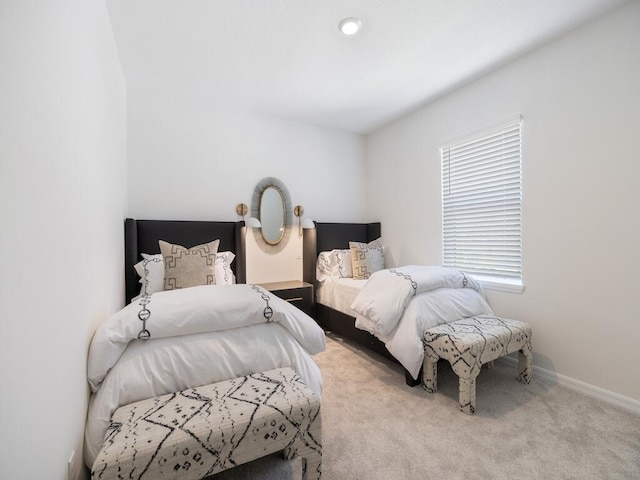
[84, 284, 326, 468]
[351, 266, 493, 379]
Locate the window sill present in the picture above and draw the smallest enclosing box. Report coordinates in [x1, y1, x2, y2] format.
[471, 275, 524, 294]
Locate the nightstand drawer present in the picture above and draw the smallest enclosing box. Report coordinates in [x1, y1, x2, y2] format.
[276, 287, 311, 311]
[259, 281, 314, 317]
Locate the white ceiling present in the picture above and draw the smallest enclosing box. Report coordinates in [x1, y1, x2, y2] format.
[107, 0, 628, 134]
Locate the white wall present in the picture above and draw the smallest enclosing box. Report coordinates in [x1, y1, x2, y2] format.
[366, 1, 640, 402]
[0, 1, 127, 479]
[127, 90, 366, 282]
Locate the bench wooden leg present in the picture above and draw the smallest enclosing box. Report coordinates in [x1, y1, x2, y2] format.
[285, 448, 322, 480]
[518, 348, 533, 384]
[422, 354, 439, 393]
[301, 453, 322, 480]
[282, 410, 323, 480]
[459, 375, 477, 414]
[448, 356, 482, 414]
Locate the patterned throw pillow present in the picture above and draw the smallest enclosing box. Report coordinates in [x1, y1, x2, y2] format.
[349, 238, 385, 280]
[159, 239, 220, 290]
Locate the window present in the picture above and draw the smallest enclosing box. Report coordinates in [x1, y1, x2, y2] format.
[441, 117, 523, 293]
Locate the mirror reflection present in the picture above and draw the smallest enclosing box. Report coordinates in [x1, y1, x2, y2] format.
[260, 186, 285, 244]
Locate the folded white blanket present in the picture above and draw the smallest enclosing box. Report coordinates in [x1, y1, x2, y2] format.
[351, 265, 483, 338]
[382, 288, 493, 379]
[84, 284, 326, 467]
[88, 284, 324, 392]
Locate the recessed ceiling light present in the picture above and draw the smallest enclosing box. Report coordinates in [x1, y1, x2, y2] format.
[339, 17, 361, 36]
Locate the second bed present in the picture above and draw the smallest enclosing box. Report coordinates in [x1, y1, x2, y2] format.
[303, 222, 494, 386]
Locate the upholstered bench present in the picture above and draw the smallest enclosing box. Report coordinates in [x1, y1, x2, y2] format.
[423, 314, 532, 414]
[91, 367, 322, 480]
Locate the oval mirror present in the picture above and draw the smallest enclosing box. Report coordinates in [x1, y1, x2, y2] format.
[260, 186, 285, 244]
[251, 176, 292, 253]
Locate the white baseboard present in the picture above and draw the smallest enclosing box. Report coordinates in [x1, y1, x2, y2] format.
[498, 356, 640, 414]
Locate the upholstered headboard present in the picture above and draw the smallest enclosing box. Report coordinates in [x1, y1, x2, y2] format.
[302, 222, 381, 285]
[124, 218, 247, 303]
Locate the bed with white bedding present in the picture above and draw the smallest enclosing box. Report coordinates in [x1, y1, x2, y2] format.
[350, 265, 493, 379]
[84, 219, 326, 468]
[303, 222, 493, 385]
[302, 222, 409, 377]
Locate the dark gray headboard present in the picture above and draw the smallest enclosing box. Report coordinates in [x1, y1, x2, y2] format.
[124, 218, 247, 303]
[302, 222, 381, 285]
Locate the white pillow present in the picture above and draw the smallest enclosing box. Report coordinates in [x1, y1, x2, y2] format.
[316, 249, 352, 282]
[132, 251, 236, 301]
[214, 251, 236, 285]
[316, 251, 333, 282]
[133, 253, 164, 298]
[333, 249, 352, 278]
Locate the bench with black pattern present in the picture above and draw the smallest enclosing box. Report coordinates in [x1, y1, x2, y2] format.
[91, 367, 322, 479]
[423, 314, 532, 414]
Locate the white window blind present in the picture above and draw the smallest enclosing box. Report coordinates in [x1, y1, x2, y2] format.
[441, 118, 523, 290]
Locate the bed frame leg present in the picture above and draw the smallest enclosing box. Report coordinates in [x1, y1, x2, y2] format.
[404, 366, 422, 387]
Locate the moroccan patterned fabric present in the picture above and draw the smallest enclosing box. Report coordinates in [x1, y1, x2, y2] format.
[92, 368, 322, 480]
[423, 314, 532, 414]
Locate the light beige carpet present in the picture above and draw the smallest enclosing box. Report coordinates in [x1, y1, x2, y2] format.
[209, 333, 640, 479]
